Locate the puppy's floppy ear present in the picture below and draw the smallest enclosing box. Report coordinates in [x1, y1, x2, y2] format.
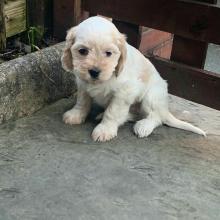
[61, 26, 77, 72]
[115, 34, 127, 76]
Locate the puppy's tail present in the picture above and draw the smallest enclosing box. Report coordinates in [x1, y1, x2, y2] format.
[162, 112, 206, 136]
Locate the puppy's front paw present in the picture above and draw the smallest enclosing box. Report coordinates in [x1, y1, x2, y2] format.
[92, 123, 117, 142]
[63, 109, 86, 125]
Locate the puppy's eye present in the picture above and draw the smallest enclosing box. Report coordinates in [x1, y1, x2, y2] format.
[78, 48, 89, 56]
[105, 51, 112, 57]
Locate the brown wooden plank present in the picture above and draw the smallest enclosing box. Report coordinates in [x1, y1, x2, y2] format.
[148, 56, 220, 110]
[171, 35, 208, 68]
[53, 0, 84, 40]
[44, 0, 53, 37]
[27, 0, 53, 36]
[53, 0, 75, 40]
[83, 0, 220, 45]
[192, 0, 217, 4]
[83, 0, 176, 35]
[73, 0, 82, 25]
[27, 0, 45, 28]
[0, 0, 6, 51]
[174, 1, 220, 44]
[113, 20, 142, 48]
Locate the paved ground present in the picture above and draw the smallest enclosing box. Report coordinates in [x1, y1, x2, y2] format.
[205, 43, 220, 73]
[0, 95, 220, 220]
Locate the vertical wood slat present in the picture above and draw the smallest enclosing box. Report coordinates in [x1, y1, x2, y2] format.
[53, 0, 82, 40]
[113, 20, 142, 49]
[53, 0, 74, 40]
[171, 35, 208, 68]
[27, 0, 45, 28]
[27, 0, 53, 36]
[0, 0, 6, 51]
[73, 0, 82, 25]
[44, 0, 53, 37]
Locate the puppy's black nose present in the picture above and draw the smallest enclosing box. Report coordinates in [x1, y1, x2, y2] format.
[88, 68, 100, 79]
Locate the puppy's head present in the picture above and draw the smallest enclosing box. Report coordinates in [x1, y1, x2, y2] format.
[61, 16, 127, 83]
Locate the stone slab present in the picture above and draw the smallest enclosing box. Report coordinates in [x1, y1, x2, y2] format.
[0, 96, 219, 220]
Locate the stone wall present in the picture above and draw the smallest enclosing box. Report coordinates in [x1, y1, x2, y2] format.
[0, 43, 76, 124]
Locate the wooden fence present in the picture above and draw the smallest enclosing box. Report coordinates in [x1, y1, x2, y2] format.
[0, 0, 53, 50]
[0, 0, 26, 50]
[54, 0, 220, 109]
[0, 0, 219, 110]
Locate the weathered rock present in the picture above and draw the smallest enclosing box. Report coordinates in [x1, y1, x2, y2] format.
[0, 43, 76, 124]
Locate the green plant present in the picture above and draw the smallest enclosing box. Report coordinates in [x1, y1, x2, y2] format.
[27, 26, 44, 52]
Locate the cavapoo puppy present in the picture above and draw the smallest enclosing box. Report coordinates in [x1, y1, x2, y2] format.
[61, 16, 206, 142]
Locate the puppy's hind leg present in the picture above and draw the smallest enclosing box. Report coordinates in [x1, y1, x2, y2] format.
[134, 112, 162, 138]
[134, 79, 206, 137]
[134, 80, 167, 138]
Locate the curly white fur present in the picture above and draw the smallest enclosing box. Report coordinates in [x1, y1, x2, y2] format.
[61, 16, 206, 142]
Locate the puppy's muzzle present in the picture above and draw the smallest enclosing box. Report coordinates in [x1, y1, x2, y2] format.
[89, 68, 101, 79]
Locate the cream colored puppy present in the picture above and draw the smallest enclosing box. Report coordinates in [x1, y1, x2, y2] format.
[61, 16, 206, 142]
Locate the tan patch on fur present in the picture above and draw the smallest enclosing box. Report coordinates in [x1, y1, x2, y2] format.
[61, 26, 77, 71]
[115, 34, 127, 75]
[138, 65, 151, 83]
[138, 69, 150, 83]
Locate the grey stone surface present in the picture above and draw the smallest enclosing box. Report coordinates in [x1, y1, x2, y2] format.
[0, 43, 76, 124]
[0, 96, 220, 220]
[205, 43, 220, 74]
